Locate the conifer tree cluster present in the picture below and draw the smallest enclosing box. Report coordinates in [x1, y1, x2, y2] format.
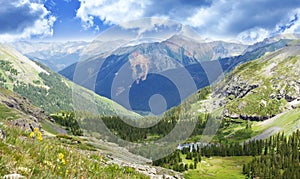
[153, 130, 300, 177]
[152, 147, 202, 172]
[243, 130, 300, 178]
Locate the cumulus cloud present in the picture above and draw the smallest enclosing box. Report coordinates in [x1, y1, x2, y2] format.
[76, 0, 151, 29]
[276, 9, 300, 34]
[0, 0, 56, 42]
[76, 0, 300, 43]
[237, 8, 300, 44]
[76, 0, 211, 29]
[187, 0, 300, 37]
[119, 17, 180, 36]
[237, 28, 270, 44]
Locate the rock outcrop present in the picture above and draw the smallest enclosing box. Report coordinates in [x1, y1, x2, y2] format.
[212, 46, 300, 121]
[0, 87, 50, 132]
[221, 75, 259, 98]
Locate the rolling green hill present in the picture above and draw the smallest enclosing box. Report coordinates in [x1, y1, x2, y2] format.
[0, 44, 139, 118]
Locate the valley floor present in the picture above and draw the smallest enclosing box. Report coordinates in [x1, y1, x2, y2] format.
[184, 156, 252, 179]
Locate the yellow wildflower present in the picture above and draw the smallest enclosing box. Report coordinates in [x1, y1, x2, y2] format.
[34, 127, 39, 133]
[37, 132, 43, 141]
[58, 153, 64, 160]
[61, 158, 66, 165]
[66, 169, 69, 175]
[57, 153, 66, 165]
[44, 160, 54, 168]
[29, 132, 35, 138]
[29, 128, 43, 141]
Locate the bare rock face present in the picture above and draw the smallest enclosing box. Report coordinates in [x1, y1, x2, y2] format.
[287, 99, 300, 109]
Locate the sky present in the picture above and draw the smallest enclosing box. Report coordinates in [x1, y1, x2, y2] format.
[0, 0, 300, 43]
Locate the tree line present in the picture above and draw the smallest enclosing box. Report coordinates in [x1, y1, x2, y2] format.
[152, 130, 300, 178]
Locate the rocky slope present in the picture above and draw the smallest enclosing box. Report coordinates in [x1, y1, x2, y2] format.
[0, 87, 47, 132]
[200, 40, 300, 121]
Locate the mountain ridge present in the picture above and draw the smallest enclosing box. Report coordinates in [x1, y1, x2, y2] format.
[59, 36, 294, 114]
[11, 41, 88, 71]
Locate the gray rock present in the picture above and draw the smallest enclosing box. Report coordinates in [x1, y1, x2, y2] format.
[0, 129, 6, 140]
[10, 118, 42, 132]
[216, 75, 259, 99]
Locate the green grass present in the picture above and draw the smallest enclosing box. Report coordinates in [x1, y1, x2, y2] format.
[215, 118, 255, 143]
[252, 108, 300, 135]
[40, 121, 59, 135]
[0, 103, 18, 120]
[215, 108, 300, 143]
[184, 156, 252, 179]
[0, 125, 149, 178]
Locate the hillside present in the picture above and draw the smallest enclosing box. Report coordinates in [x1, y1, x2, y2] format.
[0, 44, 139, 118]
[215, 44, 300, 120]
[0, 86, 186, 178]
[0, 87, 48, 130]
[183, 39, 300, 143]
[0, 87, 147, 178]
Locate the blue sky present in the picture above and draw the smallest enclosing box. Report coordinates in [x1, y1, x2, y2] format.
[44, 0, 110, 40]
[0, 0, 300, 43]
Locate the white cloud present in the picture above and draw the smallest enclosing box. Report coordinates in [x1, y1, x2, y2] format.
[186, 0, 300, 42]
[279, 8, 300, 34]
[76, 0, 151, 29]
[119, 16, 178, 35]
[0, 0, 56, 42]
[237, 8, 300, 44]
[237, 28, 270, 44]
[76, 0, 300, 43]
[186, 1, 222, 28]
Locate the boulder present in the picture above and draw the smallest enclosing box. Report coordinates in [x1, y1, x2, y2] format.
[0, 129, 6, 140]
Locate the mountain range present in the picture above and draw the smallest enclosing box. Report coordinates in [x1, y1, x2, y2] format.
[58, 34, 294, 114]
[11, 41, 88, 72]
